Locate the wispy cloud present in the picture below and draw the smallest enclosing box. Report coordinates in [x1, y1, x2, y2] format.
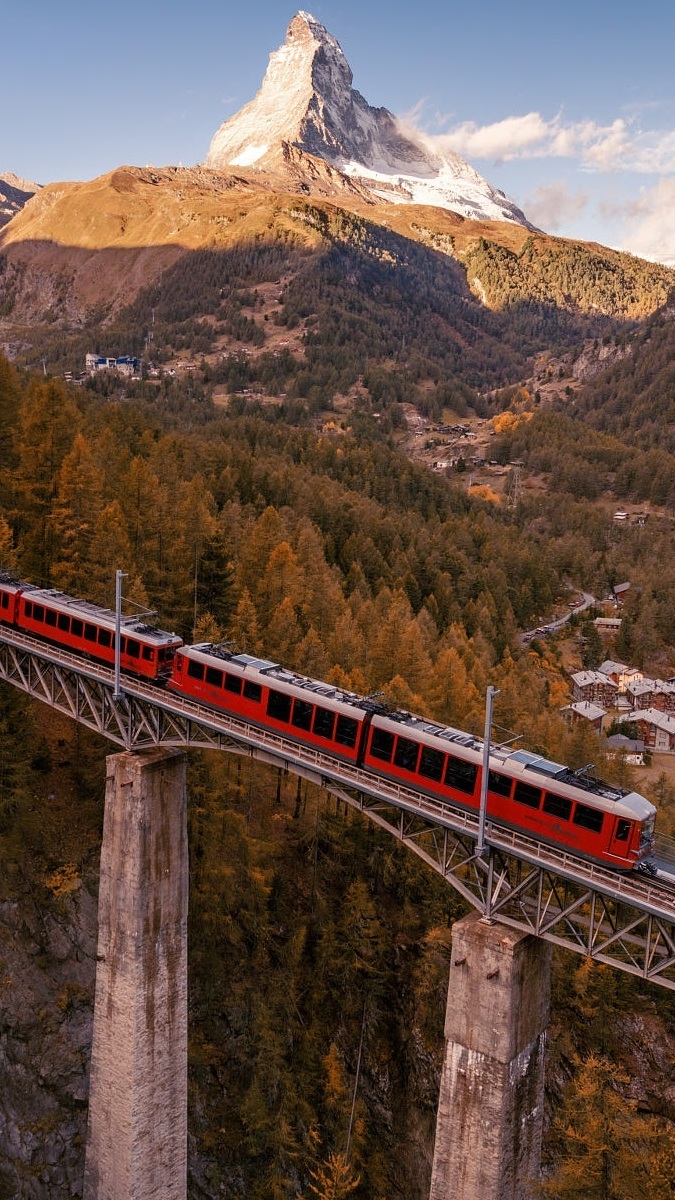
[611, 178, 675, 265]
[524, 181, 589, 231]
[416, 110, 675, 174]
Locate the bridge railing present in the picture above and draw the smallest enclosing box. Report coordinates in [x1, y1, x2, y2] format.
[2, 623, 675, 923]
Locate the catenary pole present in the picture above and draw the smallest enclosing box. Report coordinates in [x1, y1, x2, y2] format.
[113, 570, 128, 702]
[476, 685, 499, 856]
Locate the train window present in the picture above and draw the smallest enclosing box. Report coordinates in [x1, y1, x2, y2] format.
[244, 680, 262, 703]
[370, 728, 395, 762]
[444, 756, 478, 795]
[543, 794, 572, 821]
[488, 771, 512, 797]
[335, 715, 358, 748]
[45, 609, 57, 627]
[206, 666, 223, 688]
[57, 613, 70, 632]
[573, 803, 604, 834]
[33, 604, 45, 622]
[419, 746, 445, 782]
[98, 629, 112, 648]
[225, 674, 243, 695]
[292, 699, 313, 730]
[187, 659, 204, 681]
[514, 781, 542, 809]
[615, 819, 631, 842]
[71, 619, 83, 638]
[24, 601, 33, 617]
[268, 689, 292, 722]
[142, 646, 154, 662]
[0, 594, 7, 609]
[313, 707, 335, 739]
[394, 737, 420, 772]
[84, 623, 97, 642]
[126, 638, 140, 658]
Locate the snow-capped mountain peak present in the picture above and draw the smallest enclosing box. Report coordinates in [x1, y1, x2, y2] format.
[205, 13, 532, 227]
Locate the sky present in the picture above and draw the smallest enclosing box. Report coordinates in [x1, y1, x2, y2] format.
[3, 0, 675, 264]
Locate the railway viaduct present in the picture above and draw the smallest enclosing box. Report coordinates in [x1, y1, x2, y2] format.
[1, 624, 675, 1200]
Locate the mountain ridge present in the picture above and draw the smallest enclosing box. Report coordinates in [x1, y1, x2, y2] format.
[1, 165, 672, 330]
[0, 172, 40, 229]
[205, 11, 533, 227]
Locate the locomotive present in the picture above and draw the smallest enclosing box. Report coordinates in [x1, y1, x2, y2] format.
[0, 576, 657, 873]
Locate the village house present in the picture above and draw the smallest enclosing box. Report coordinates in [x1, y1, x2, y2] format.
[626, 708, 675, 752]
[605, 734, 646, 766]
[86, 353, 139, 377]
[626, 677, 675, 714]
[570, 670, 618, 707]
[598, 660, 643, 694]
[561, 700, 606, 733]
[593, 617, 622, 636]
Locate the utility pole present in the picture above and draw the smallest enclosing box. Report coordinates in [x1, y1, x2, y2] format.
[476, 685, 499, 856]
[113, 570, 128, 702]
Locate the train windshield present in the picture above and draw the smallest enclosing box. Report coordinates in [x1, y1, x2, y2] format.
[640, 814, 656, 850]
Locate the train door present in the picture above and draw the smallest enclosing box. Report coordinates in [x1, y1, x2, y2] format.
[608, 816, 633, 862]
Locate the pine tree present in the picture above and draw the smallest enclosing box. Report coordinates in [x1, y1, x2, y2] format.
[305, 1154, 360, 1200]
[14, 377, 77, 581]
[229, 586, 263, 653]
[540, 1055, 656, 1200]
[50, 433, 104, 594]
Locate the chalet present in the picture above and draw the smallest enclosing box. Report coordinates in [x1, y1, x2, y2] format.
[598, 660, 643, 694]
[86, 353, 139, 377]
[570, 670, 618, 707]
[626, 678, 655, 709]
[612, 582, 631, 604]
[593, 617, 622, 636]
[605, 734, 646, 765]
[626, 708, 675, 752]
[561, 701, 606, 733]
[626, 677, 675, 714]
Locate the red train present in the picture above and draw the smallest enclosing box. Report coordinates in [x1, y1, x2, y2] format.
[0, 577, 182, 679]
[0, 576, 657, 873]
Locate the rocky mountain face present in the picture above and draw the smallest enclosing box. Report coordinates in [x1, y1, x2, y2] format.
[0, 173, 40, 229]
[206, 11, 533, 226]
[0, 883, 96, 1197]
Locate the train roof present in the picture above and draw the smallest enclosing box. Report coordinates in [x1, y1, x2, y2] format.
[28, 589, 181, 647]
[0, 574, 37, 595]
[184, 644, 375, 715]
[371, 711, 655, 821]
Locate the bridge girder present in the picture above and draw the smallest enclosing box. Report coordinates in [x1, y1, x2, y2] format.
[2, 629, 675, 988]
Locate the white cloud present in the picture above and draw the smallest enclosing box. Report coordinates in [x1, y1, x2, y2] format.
[525, 181, 589, 231]
[435, 113, 551, 161]
[616, 178, 675, 266]
[418, 110, 675, 174]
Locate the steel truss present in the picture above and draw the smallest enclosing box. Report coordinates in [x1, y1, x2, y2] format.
[2, 628, 675, 988]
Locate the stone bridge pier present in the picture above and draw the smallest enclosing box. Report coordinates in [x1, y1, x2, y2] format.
[429, 911, 552, 1200]
[83, 748, 188, 1200]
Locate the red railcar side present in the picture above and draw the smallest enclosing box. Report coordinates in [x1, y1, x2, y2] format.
[16, 589, 181, 679]
[360, 715, 653, 871]
[168, 646, 369, 765]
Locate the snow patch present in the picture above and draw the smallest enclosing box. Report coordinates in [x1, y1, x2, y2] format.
[229, 144, 269, 167]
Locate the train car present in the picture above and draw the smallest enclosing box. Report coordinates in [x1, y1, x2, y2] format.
[361, 711, 655, 871]
[0, 574, 657, 872]
[0, 574, 35, 625]
[168, 644, 373, 763]
[16, 588, 182, 679]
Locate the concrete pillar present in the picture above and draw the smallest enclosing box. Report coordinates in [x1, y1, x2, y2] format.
[83, 748, 188, 1200]
[429, 912, 551, 1200]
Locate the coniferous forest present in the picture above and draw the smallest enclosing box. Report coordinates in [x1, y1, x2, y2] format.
[2, 340, 675, 1199]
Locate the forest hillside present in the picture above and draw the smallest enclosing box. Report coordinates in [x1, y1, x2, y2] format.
[1, 353, 675, 1197]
